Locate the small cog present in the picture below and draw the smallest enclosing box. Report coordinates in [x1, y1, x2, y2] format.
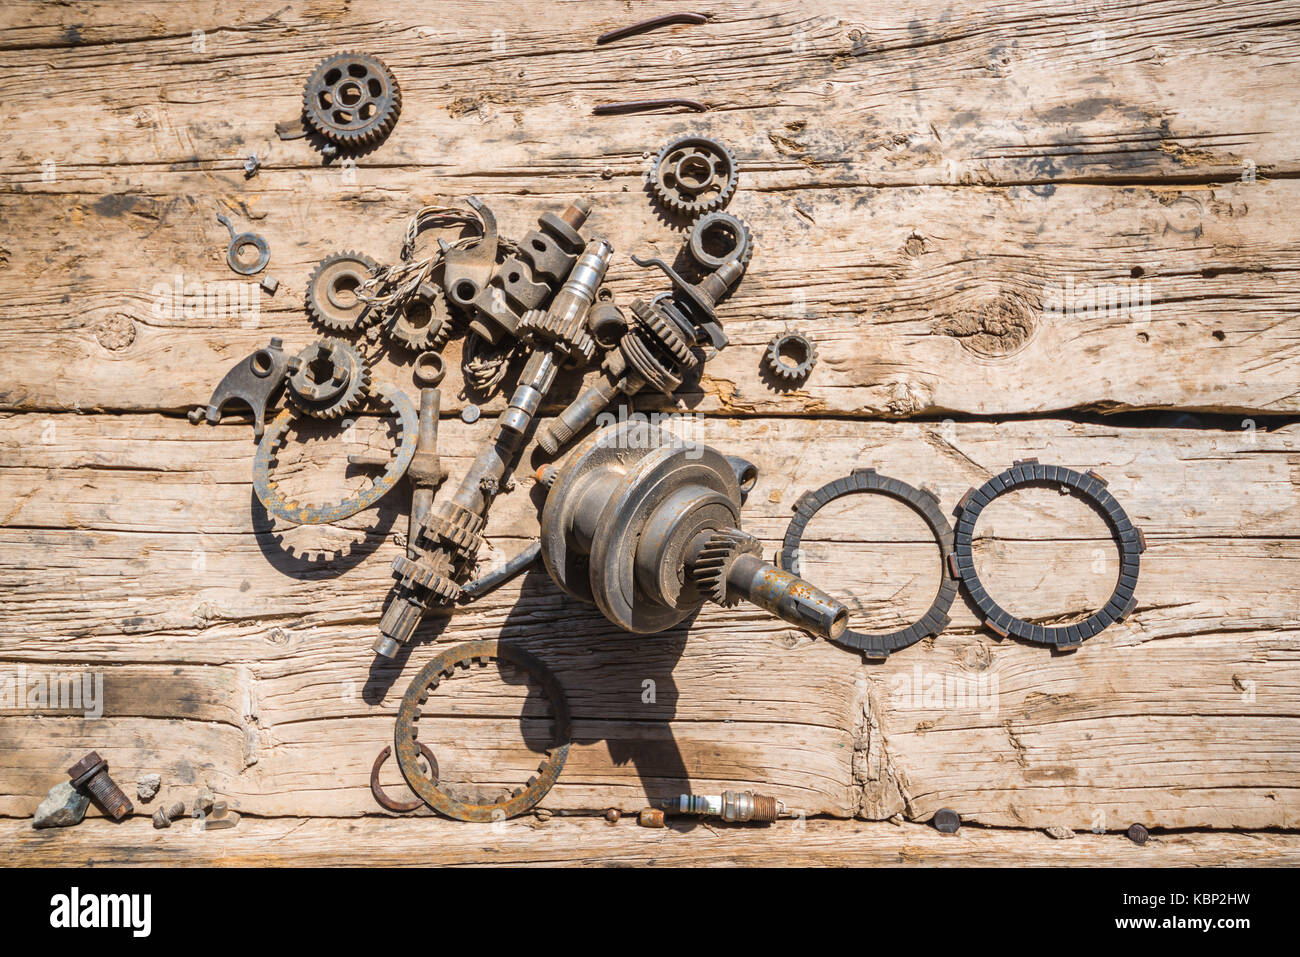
[691, 528, 762, 606]
[647, 135, 739, 218]
[306, 251, 380, 334]
[286, 339, 372, 420]
[765, 333, 817, 384]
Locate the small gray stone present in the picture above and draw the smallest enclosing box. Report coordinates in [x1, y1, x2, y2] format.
[32, 781, 90, 829]
[1045, 825, 1076, 840]
[137, 774, 161, 802]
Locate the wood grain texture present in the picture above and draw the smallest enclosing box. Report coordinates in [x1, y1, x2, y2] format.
[0, 0, 1297, 864]
[4, 817, 1299, 868]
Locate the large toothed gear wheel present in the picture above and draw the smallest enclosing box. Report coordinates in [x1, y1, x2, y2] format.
[286, 339, 371, 420]
[394, 639, 571, 822]
[690, 529, 763, 606]
[303, 52, 402, 151]
[306, 251, 380, 333]
[252, 381, 418, 526]
[648, 135, 739, 217]
[765, 332, 817, 384]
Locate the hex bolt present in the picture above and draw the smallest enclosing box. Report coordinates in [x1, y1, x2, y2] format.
[152, 802, 186, 829]
[67, 751, 134, 821]
[1127, 823, 1149, 845]
[933, 808, 961, 833]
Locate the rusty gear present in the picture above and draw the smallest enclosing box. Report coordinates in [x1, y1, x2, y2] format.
[306, 251, 380, 333]
[302, 52, 402, 150]
[394, 640, 571, 822]
[632, 297, 697, 372]
[252, 381, 418, 526]
[285, 339, 371, 420]
[688, 211, 753, 269]
[689, 529, 763, 606]
[765, 332, 816, 383]
[648, 135, 738, 217]
[383, 281, 453, 352]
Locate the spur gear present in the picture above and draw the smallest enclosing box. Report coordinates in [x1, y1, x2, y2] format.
[305, 251, 379, 333]
[765, 332, 816, 383]
[302, 52, 402, 151]
[631, 296, 698, 375]
[688, 211, 754, 269]
[383, 281, 453, 352]
[285, 339, 371, 420]
[689, 529, 763, 606]
[648, 135, 739, 217]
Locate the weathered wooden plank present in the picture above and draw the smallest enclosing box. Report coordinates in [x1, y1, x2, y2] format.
[2, 0, 1296, 183]
[3, 816, 1298, 868]
[1, 414, 1296, 826]
[1, 1, 1298, 417]
[2, 180, 1297, 417]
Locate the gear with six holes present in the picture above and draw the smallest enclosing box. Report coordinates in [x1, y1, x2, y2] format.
[394, 639, 571, 822]
[765, 332, 817, 383]
[951, 459, 1144, 649]
[306, 251, 379, 333]
[302, 52, 402, 151]
[648, 135, 739, 217]
[285, 339, 371, 420]
[690, 529, 763, 606]
[780, 468, 959, 659]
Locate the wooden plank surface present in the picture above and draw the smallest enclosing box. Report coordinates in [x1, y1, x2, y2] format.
[1, 0, 1297, 865]
[5, 817, 1300, 868]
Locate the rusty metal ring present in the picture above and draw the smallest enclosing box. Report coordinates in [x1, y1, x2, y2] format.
[253, 381, 418, 525]
[779, 467, 958, 660]
[394, 640, 570, 822]
[370, 743, 439, 812]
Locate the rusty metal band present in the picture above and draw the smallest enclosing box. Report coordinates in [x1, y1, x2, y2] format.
[779, 467, 958, 659]
[252, 381, 417, 525]
[951, 459, 1144, 648]
[370, 743, 440, 813]
[394, 640, 571, 822]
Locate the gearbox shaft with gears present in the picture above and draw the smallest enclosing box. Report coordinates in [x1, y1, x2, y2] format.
[538, 420, 848, 639]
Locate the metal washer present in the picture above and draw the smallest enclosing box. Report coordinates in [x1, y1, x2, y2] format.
[950, 459, 1144, 649]
[779, 467, 958, 659]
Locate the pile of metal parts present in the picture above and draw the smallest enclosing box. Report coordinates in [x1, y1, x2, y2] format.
[180, 49, 1146, 827]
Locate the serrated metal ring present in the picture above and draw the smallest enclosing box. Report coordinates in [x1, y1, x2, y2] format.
[779, 468, 959, 660]
[252, 381, 417, 525]
[951, 460, 1144, 649]
[394, 640, 571, 822]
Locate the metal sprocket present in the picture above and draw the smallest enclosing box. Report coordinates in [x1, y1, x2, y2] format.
[303, 52, 402, 150]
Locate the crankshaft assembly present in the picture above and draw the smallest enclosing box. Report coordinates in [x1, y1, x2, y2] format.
[537, 421, 848, 639]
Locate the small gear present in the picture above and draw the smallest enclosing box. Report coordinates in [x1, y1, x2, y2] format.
[306, 251, 380, 333]
[648, 135, 739, 217]
[286, 339, 371, 419]
[690, 529, 763, 606]
[383, 282, 453, 352]
[765, 332, 816, 383]
[630, 297, 698, 372]
[390, 555, 461, 603]
[303, 52, 402, 151]
[688, 211, 754, 270]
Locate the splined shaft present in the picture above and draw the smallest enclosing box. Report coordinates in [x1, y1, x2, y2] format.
[374, 239, 614, 659]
